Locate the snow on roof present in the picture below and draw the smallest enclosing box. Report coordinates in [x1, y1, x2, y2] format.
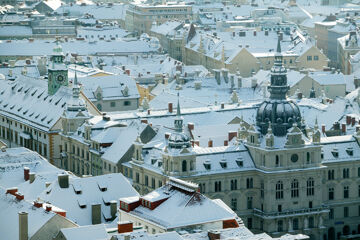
[300, 15, 326, 28]
[0, 38, 159, 57]
[150, 20, 183, 35]
[0, 187, 56, 240]
[129, 183, 237, 229]
[320, 135, 360, 163]
[0, 25, 32, 37]
[307, 71, 346, 86]
[0, 76, 75, 131]
[77, 26, 130, 40]
[112, 230, 182, 240]
[0, 65, 40, 79]
[78, 75, 140, 101]
[0, 148, 64, 196]
[60, 224, 108, 240]
[38, 173, 139, 225]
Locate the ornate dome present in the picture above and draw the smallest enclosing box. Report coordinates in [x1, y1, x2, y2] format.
[256, 100, 301, 136]
[168, 132, 191, 149]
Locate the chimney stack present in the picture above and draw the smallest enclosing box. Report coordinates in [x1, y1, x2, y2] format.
[6, 187, 18, 196]
[168, 102, 173, 113]
[118, 221, 133, 234]
[221, 103, 225, 109]
[352, 117, 356, 126]
[141, 119, 148, 124]
[321, 124, 326, 133]
[29, 173, 35, 184]
[58, 174, 69, 188]
[165, 132, 170, 139]
[24, 167, 29, 181]
[208, 139, 213, 148]
[92, 203, 101, 224]
[346, 115, 351, 125]
[19, 212, 28, 240]
[342, 123, 346, 134]
[224, 140, 228, 146]
[33, 200, 43, 208]
[110, 200, 117, 220]
[228, 131, 237, 141]
[208, 230, 221, 240]
[188, 123, 194, 131]
[46, 204, 52, 212]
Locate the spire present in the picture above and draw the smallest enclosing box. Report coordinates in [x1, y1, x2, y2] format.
[176, 92, 181, 117]
[74, 65, 78, 86]
[276, 35, 281, 53]
[174, 92, 183, 132]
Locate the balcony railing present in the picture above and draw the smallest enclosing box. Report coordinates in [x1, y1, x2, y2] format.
[254, 206, 330, 219]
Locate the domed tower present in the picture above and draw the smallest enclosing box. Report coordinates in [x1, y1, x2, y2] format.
[256, 36, 302, 136]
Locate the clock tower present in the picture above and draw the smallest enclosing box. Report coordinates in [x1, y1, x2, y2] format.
[48, 43, 68, 95]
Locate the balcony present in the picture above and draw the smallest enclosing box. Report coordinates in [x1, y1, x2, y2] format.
[254, 206, 330, 219]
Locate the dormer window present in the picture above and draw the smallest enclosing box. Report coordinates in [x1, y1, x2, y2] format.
[151, 158, 157, 165]
[346, 147, 353, 156]
[157, 160, 163, 168]
[204, 160, 211, 170]
[220, 159, 227, 168]
[236, 157, 243, 167]
[331, 148, 339, 158]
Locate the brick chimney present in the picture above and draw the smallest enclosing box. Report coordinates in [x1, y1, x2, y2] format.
[6, 187, 18, 196]
[24, 167, 29, 181]
[58, 174, 69, 188]
[141, 119, 148, 124]
[221, 103, 225, 109]
[224, 140, 228, 146]
[188, 123, 194, 131]
[15, 192, 24, 201]
[110, 200, 117, 220]
[165, 132, 170, 139]
[352, 117, 356, 126]
[147, 109, 151, 115]
[33, 200, 43, 208]
[346, 115, 351, 125]
[118, 221, 133, 234]
[46, 204, 52, 212]
[92, 203, 101, 224]
[208, 230, 220, 240]
[168, 102, 173, 113]
[29, 173, 35, 184]
[321, 124, 326, 133]
[208, 139, 213, 147]
[228, 131, 237, 141]
[342, 123, 346, 134]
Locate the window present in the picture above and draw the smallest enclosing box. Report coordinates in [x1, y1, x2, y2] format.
[231, 198, 237, 211]
[145, 175, 149, 186]
[344, 207, 349, 217]
[343, 168, 350, 178]
[247, 218, 252, 229]
[199, 183, 206, 193]
[110, 102, 116, 107]
[329, 187, 334, 200]
[293, 218, 299, 230]
[277, 220, 284, 232]
[329, 208, 334, 219]
[344, 186, 349, 199]
[328, 170, 335, 180]
[182, 160, 187, 172]
[309, 201, 313, 208]
[261, 181, 264, 199]
[278, 204, 282, 212]
[307, 178, 314, 196]
[215, 181, 222, 192]
[358, 185, 360, 197]
[314, 55, 319, 61]
[291, 179, 299, 198]
[309, 217, 314, 228]
[358, 167, 360, 177]
[307, 56, 312, 61]
[275, 155, 280, 167]
[151, 178, 155, 188]
[230, 179, 237, 190]
[306, 152, 311, 163]
[247, 196, 253, 209]
[136, 172, 139, 183]
[276, 181, 284, 199]
[158, 180, 162, 188]
[124, 101, 131, 106]
[246, 178, 253, 189]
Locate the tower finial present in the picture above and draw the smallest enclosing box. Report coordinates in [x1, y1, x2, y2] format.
[176, 92, 181, 117]
[74, 65, 78, 86]
[276, 34, 281, 53]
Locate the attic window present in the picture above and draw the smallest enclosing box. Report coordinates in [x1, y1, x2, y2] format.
[157, 160, 163, 167]
[346, 147, 353, 156]
[203, 160, 211, 170]
[151, 158, 157, 165]
[236, 157, 243, 167]
[219, 159, 227, 168]
[331, 148, 339, 158]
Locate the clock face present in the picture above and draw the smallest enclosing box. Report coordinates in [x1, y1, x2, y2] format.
[291, 154, 298, 163]
[57, 75, 64, 83]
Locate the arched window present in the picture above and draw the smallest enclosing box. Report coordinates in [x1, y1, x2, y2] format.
[291, 179, 299, 198]
[182, 160, 187, 172]
[275, 155, 280, 167]
[307, 178, 314, 196]
[276, 181, 284, 199]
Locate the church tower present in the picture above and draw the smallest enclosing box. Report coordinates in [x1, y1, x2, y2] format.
[48, 42, 68, 95]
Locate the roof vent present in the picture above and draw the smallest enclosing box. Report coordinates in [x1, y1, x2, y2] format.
[220, 159, 227, 168]
[346, 147, 353, 156]
[331, 148, 339, 158]
[236, 157, 243, 167]
[204, 160, 211, 170]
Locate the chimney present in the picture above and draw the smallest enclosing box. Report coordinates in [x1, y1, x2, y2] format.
[24, 167, 30, 181]
[265, 30, 269, 36]
[228, 131, 237, 141]
[45, 182, 51, 188]
[168, 102, 173, 113]
[147, 109, 151, 115]
[46, 204, 52, 212]
[297, 92, 302, 99]
[92, 203, 101, 224]
[208, 230, 221, 240]
[110, 200, 117, 220]
[141, 119, 148, 124]
[165, 132, 170, 139]
[221, 103, 225, 109]
[279, 32, 283, 41]
[58, 174, 69, 188]
[342, 123, 346, 134]
[25, 59, 31, 65]
[29, 173, 35, 184]
[118, 221, 133, 234]
[224, 140, 228, 146]
[208, 139, 213, 147]
[33, 200, 43, 208]
[346, 115, 351, 125]
[352, 117, 356, 126]
[253, 30, 257, 36]
[214, 69, 221, 85]
[19, 212, 28, 240]
[15, 192, 24, 201]
[125, 69, 130, 76]
[6, 187, 18, 196]
[322, 124, 326, 133]
[188, 123, 194, 131]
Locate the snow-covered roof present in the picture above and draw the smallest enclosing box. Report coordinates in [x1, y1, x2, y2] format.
[126, 182, 237, 229]
[0, 187, 56, 240]
[38, 173, 139, 225]
[0, 25, 32, 37]
[307, 71, 346, 86]
[0, 76, 75, 131]
[320, 135, 360, 163]
[112, 230, 182, 240]
[77, 26, 131, 40]
[150, 20, 183, 36]
[59, 224, 108, 240]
